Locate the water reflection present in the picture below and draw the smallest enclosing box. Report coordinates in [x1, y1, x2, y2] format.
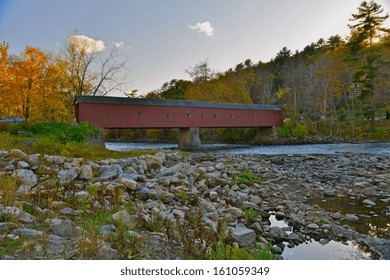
[311, 196, 390, 239]
[282, 240, 374, 260]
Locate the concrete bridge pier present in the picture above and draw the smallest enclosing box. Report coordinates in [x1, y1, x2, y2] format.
[254, 127, 278, 144]
[178, 127, 201, 150]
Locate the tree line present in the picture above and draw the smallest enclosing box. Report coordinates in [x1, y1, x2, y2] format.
[145, 1, 390, 138]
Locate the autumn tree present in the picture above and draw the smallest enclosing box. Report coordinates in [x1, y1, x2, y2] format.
[185, 60, 253, 104]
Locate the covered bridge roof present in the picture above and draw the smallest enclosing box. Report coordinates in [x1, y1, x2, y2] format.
[76, 96, 281, 111]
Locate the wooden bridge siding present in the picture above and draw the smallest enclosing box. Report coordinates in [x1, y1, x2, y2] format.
[77, 102, 283, 129]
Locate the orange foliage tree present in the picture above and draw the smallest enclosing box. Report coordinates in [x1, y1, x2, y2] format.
[0, 45, 69, 121]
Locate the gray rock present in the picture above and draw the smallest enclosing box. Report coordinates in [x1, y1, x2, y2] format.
[307, 223, 320, 230]
[59, 207, 74, 215]
[97, 245, 118, 260]
[112, 210, 137, 227]
[140, 187, 150, 200]
[209, 191, 218, 201]
[215, 162, 225, 171]
[53, 156, 65, 165]
[97, 165, 119, 181]
[57, 169, 78, 185]
[28, 154, 41, 166]
[0, 222, 18, 233]
[19, 211, 35, 223]
[11, 227, 43, 237]
[120, 178, 137, 191]
[275, 211, 286, 220]
[8, 149, 28, 161]
[249, 196, 262, 205]
[287, 232, 301, 241]
[49, 218, 82, 238]
[17, 161, 30, 169]
[154, 152, 166, 164]
[363, 199, 377, 206]
[270, 226, 288, 241]
[344, 214, 359, 221]
[16, 185, 31, 196]
[79, 165, 93, 180]
[121, 166, 139, 180]
[15, 169, 37, 187]
[229, 223, 256, 246]
[160, 192, 175, 203]
[99, 224, 117, 235]
[143, 155, 163, 171]
[198, 198, 216, 213]
[363, 187, 378, 196]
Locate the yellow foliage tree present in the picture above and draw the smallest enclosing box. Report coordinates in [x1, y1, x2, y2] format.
[1, 45, 69, 121]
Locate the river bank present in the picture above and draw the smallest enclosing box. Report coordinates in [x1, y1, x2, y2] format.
[0, 149, 389, 259]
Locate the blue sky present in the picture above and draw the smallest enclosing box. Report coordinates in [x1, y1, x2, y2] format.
[1, 0, 390, 96]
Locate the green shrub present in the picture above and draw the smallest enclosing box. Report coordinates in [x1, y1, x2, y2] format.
[60, 122, 99, 143]
[278, 119, 293, 137]
[291, 123, 309, 139]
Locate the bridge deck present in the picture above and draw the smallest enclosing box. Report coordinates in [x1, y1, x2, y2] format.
[76, 96, 282, 129]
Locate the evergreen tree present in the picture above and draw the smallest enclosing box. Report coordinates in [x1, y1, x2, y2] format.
[348, 0, 389, 131]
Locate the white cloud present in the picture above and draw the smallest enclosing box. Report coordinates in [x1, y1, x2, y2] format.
[189, 21, 214, 37]
[68, 35, 105, 53]
[113, 41, 124, 48]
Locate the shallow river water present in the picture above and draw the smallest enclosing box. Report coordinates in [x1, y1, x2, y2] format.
[106, 141, 390, 155]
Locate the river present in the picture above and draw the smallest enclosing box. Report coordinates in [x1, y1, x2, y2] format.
[106, 141, 390, 155]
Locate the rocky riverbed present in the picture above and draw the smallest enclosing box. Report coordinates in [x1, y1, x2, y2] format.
[0, 149, 389, 260]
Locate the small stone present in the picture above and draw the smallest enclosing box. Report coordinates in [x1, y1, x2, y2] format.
[275, 211, 286, 220]
[209, 191, 218, 201]
[11, 227, 43, 237]
[363, 199, 376, 206]
[344, 214, 359, 221]
[99, 224, 117, 235]
[215, 162, 225, 171]
[60, 207, 74, 215]
[249, 196, 262, 205]
[307, 223, 320, 230]
[17, 161, 30, 169]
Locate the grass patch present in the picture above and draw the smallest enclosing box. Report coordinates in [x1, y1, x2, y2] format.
[236, 171, 259, 184]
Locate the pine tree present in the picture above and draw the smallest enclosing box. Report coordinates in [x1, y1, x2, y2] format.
[348, 1, 389, 131]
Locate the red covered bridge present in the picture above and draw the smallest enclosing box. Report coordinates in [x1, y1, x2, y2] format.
[76, 96, 283, 149]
